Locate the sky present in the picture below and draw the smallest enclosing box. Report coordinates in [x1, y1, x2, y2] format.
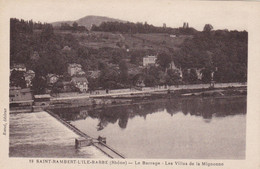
[2, 0, 251, 31]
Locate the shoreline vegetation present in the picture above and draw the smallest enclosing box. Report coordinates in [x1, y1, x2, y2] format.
[10, 83, 247, 113]
[52, 85, 247, 109]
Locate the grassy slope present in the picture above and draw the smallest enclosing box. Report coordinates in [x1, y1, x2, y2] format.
[55, 30, 192, 51]
[52, 30, 194, 73]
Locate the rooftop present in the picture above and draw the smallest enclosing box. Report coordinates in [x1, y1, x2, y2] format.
[68, 63, 82, 68]
[71, 76, 88, 83]
[26, 70, 35, 74]
[11, 63, 26, 68]
[34, 94, 51, 99]
[47, 73, 59, 78]
[144, 55, 157, 58]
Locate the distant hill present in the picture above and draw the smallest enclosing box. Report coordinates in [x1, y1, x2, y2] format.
[51, 15, 126, 30]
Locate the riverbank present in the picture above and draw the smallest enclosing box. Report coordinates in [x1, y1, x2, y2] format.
[10, 83, 247, 113]
[50, 86, 246, 109]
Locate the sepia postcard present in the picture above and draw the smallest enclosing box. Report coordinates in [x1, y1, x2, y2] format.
[0, 0, 260, 169]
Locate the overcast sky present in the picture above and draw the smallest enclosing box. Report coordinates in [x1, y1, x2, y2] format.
[3, 0, 250, 31]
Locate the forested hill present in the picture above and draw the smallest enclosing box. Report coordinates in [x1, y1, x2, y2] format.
[91, 21, 197, 35]
[10, 18, 247, 86]
[173, 30, 248, 82]
[52, 15, 126, 30]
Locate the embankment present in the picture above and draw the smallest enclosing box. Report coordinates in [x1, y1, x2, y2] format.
[10, 83, 247, 112]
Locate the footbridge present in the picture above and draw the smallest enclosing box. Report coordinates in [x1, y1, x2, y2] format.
[45, 110, 125, 159]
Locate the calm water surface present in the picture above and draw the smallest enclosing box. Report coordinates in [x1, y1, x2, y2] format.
[53, 96, 246, 159]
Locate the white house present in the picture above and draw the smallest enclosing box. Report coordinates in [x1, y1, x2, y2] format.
[71, 76, 88, 92]
[143, 55, 157, 67]
[68, 63, 85, 76]
[47, 74, 59, 84]
[24, 70, 35, 87]
[11, 63, 26, 72]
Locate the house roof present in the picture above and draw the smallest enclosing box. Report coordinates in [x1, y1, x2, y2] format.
[128, 67, 141, 75]
[144, 55, 157, 59]
[71, 76, 88, 83]
[77, 70, 86, 75]
[24, 70, 35, 77]
[170, 61, 177, 69]
[11, 63, 26, 69]
[61, 81, 71, 85]
[47, 73, 59, 78]
[87, 70, 101, 78]
[26, 70, 35, 74]
[68, 63, 82, 68]
[20, 88, 31, 93]
[62, 46, 71, 51]
[9, 87, 31, 92]
[10, 86, 21, 90]
[34, 94, 51, 99]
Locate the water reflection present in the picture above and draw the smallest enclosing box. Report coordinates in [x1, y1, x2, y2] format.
[53, 96, 246, 130]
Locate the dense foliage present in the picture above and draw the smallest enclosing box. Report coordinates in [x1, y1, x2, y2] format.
[91, 21, 197, 35]
[173, 30, 248, 82]
[10, 70, 26, 88]
[10, 18, 247, 92]
[59, 22, 88, 32]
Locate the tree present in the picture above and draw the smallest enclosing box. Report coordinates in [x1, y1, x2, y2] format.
[143, 66, 160, 87]
[40, 24, 54, 42]
[166, 69, 181, 85]
[203, 24, 213, 32]
[91, 24, 99, 31]
[31, 75, 47, 94]
[73, 22, 78, 28]
[144, 74, 157, 87]
[10, 70, 26, 88]
[77, 47, 90, 59]
[158, 71, 167, 85]
[60, 23, 72, 30]
[111, 49, 126, 64]
[156, 52, 172, 71]
[201, 68, 212, 83]
[99, 67, 119, 89]
[189, 68, 198, 84]
[87, 77, 100, 91]
[132, 73, 145, 86]
[146, 66, 160, 81]
[119, 60, 128, 84]
[51, 81, 64, 94]
[182, 69, 189, 83]
[130, 50, 146, 65]
[72, 22, 78, 32]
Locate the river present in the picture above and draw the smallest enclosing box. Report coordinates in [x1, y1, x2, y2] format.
[52, 95, 246, 159]
[9, 111, 108, 158]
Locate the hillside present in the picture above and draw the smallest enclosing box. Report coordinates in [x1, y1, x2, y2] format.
[55, 30, 192, 51]
[51, 15, 126, 30]
[10, 18, 248, 91]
